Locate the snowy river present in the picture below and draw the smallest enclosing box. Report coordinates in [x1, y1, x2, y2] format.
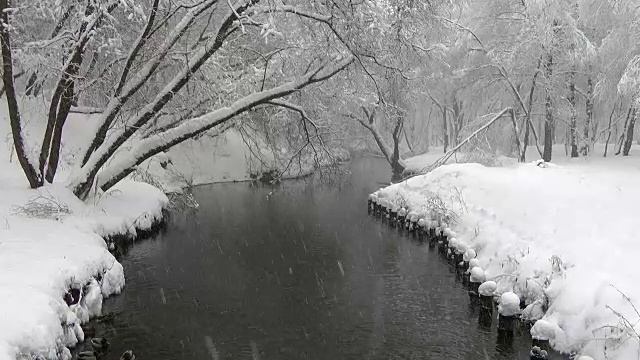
[98, 157, 563, 359]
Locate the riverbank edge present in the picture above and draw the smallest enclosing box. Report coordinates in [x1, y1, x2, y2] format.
[368, 184, 572, 357]
[61, 213, 169, 360]
[180, 158, 349, 189]
[369, 161, 640, 360]
[0, 181, 169, 360]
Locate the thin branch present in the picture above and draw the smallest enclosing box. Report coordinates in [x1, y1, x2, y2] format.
[438, 17, 486, 51]
[251, 4, 385, 100]
[266, 99, 335, 171]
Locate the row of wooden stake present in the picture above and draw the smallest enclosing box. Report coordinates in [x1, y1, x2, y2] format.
[367, 197, 552, 360]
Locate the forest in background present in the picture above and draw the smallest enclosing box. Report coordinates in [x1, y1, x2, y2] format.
[2, 0, 640, 193]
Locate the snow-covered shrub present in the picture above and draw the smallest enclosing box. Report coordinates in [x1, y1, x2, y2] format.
[393, 193, 409, 211]
[592, 285, 640, 359]
[425, 194, 459, 226]
[129, 158, 200, 212]
[12, 193, 71, 220]
[522, 298, 546, 322]
[130, 167, 166, 190]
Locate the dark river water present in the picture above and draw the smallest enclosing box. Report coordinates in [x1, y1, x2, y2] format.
[100, 157, 563, 360]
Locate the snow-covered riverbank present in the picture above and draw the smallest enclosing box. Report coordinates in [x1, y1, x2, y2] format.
[373, 151, 640, 360]
[0, 98, 173, 359]
[0, 175, 167, 360]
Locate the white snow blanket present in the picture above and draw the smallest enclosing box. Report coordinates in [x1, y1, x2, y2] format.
[0, 180, 167, 360]
[376, 158, 640, 359]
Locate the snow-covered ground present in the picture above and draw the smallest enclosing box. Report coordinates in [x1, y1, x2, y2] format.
[375, 145, 640, 359]
[0, 178, 168, 360]
[403, 143, 632, 173]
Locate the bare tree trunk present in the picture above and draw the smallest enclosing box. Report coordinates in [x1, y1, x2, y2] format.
[584, 74, 594, 155]
[451, 97, 464, 147]
[622, 106, 637, 156]
[569, 70, 578, 158]
[0, 70, 24, 98]
[391, 117, 404, 180]
[426, 106, 432, 151]
[426, 94, 450, 153]
[521, 58, 542, 162]
[616, 106, 633, 155]
[353, 106, 406, 178]
[543, 52, 554, 162]
[604, 105, 616, 157]
[522, 110, 531, 158]
[0, 0, 41, 188]
[45, 74, 77, 182]
[442, 106, 448, 153]
[510, 109, 523, 160]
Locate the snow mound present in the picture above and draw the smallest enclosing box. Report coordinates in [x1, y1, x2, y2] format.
[522, 301, 545, 322]
[479, 281, 497, 296]
[456, 242, 468, 254]
[498, 292, 521, 317]
[470, 267, 486, 283]
[463, 248, 476, 261]
[443, 227, 453, 237]
[68, 180, 168, 238]
[530, 319, 558, 341]
[468, 259, 480, 270]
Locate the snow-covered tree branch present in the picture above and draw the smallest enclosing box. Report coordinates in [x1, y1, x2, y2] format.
[78, 56, 354, 193]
